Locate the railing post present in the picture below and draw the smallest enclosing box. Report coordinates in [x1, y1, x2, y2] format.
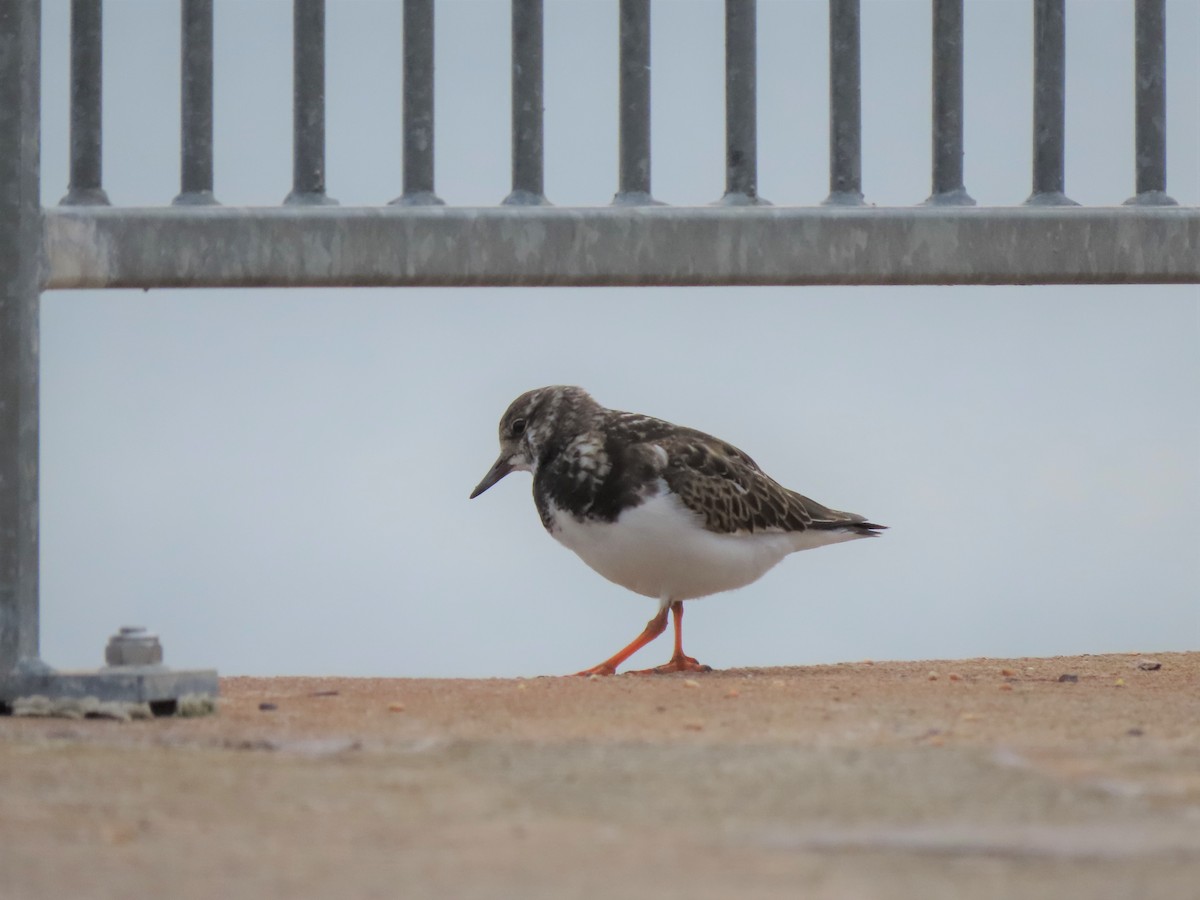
[0, 0, 44, 676]
[613, 0, 657, 206]
[285, 0, 337, 205]
[824, 0, 864, 206]
[719, 0, 765, 205]
[1027, 0, 1075, 205]
[60, 0, 109, 206]
[1125, 0, 1175, 206]
[392, 0, 443, 206]
[504, 0, 548, 205]
[174, 0, 218, 206]
[926, 0, 974, 205]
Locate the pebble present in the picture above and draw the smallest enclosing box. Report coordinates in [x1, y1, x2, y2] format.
[1057, 674, 1079, 683]
[1137, 660, 1163, 671]
[388, 703, 406, 713]
[258, 702, 278, 712]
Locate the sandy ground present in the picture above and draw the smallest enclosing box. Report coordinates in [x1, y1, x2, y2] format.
[1, 652, 1198, 900]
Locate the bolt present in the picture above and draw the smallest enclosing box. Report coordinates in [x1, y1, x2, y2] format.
[105, 626, 164, 667]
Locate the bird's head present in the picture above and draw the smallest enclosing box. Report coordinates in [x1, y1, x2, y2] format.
[469, 385, 597, 498]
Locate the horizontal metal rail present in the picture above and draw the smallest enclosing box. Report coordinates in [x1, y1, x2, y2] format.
[43, 205, 1200, 289]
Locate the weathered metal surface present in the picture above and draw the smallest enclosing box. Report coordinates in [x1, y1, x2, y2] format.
[614, 0, 655, 206]
[41, 205, 1200, 288]
[285, 0, 335, 206]
[0, 665, 218, 706]
[825, 0, 863, 206]
[174, 0, 217, 206]
[105, 627, 164, 667]
[720, 0, 762, 205]
[0, 0, 42, 676]
[1028, 0, 1075, 206]
[928, 0, 973, 206]
[505, 0, 547, 206]
[393, 0, 443, 207]
[1128, 0, 1175, 206]
[60, 0, 108, 207]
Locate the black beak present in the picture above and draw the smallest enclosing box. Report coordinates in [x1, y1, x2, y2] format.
[470, 455, 514, 499]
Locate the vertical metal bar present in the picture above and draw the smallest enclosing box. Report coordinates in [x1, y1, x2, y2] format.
[285, 0, 336, 205]
[613, 0, 656, 206]
[392, 0, 443, 206]
[926, 0, 973, 205]
[0, 0, 44, 675]
[504, 0, 547, 205]
[1027, 0, 1074, 204]
[174, 0, 218, 206]
[720, 0, 764, 204]
[824, 0, 863, 205]
[1125, 0, 1175, 205]
[60, 0, 109, 206]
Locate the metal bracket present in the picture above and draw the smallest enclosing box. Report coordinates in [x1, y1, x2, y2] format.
[0, 627, 218, 717]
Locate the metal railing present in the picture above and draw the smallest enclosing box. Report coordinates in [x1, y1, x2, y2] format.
[36, 0, 1200, 289]
[1, 0, 1197, 708]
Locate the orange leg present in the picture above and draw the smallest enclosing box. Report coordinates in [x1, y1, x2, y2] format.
[574, 606, 670, 676]
[629, 601, 712, 675]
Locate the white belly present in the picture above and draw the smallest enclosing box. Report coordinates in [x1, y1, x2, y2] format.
[548, 491, 861, 602]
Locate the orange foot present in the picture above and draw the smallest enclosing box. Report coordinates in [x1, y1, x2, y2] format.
[629, 655, 713, 675]
[573, 663, 618, 677]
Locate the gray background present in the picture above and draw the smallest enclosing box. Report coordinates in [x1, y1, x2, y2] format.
[36, 0, 1199, 676]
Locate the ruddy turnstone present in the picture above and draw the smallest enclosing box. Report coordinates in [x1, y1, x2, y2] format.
[470, 386, 885, 675]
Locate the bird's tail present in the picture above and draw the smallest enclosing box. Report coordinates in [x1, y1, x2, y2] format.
[789, 489, 887, 537]
[844, 520, 887, 537]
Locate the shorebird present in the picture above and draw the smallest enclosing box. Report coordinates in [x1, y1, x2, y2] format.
[470, 386, 885, 675]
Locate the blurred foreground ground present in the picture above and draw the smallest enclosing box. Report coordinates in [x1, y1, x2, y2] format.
[1, 652, 1198, 900]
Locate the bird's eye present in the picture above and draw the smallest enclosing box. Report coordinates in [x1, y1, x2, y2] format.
[511, 418, 527, 437]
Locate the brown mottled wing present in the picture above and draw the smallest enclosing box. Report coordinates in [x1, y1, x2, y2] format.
[656, 432, 874, 536]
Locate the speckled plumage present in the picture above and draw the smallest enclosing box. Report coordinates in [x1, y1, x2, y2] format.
[470, 386, 885, 675]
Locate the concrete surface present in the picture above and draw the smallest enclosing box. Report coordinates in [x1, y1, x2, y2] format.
[1, 652, 1197, 899]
